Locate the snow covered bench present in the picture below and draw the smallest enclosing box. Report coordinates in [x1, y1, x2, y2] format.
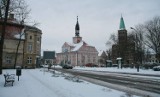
[4, 74, 15, 87]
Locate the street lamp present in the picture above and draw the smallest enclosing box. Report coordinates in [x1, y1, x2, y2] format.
[130, 27, 140, 72]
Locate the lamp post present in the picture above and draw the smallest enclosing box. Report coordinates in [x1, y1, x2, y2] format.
[130, 27, 141, 72]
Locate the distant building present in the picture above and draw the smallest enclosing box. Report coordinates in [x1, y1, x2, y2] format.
[56, 16, 98, 66]
[0, 14, 42, 68]
[98, 50, 107, 67]
[112, 16, 135, 65]
[147, 54, 160, 63]
[43, 51, 56, 65]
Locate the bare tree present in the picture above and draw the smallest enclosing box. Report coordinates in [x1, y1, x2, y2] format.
[14, 29, 25, 69]
[106, 48, 112, 60]
[1, 0, 37, 69]
[127, 32, 135, 43]
[144, 16, 160, 60]
[0, 0, 10, 74]
[131, 24, 145, 64]
[106, 32, 118, 46]
[0, 0, 31, 24]
[106, 33, 117, 66]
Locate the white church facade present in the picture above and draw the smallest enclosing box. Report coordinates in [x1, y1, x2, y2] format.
[56, 17, 98, 66]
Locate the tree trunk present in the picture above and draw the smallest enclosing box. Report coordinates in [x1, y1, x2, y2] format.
[0, 0, 10, 74]
[14, 38, 21, 69]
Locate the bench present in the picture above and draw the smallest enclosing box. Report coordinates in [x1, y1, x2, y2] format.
[4, 74, 15, 87]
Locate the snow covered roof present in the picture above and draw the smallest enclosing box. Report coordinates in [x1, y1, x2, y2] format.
[72, 41, 84, 51]
[98, 50, 107, 56]
[13, 28, 25, 39]
[64, 40, 89, 52]
[59, 39, 99, 54]
[14, 33, 25, 39]
[98, 50, 104, 56]
[66, 42, 74, 47]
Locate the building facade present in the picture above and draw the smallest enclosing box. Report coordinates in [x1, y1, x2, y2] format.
[98, 50, 107, 67]
[56, 16, 98, 66]
[0, 15, 42, 68]
[112, 16, 135, 65]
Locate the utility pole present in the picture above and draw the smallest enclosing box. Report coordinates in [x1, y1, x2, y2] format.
[0, 0, 10, 74]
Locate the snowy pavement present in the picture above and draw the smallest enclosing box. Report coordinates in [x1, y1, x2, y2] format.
[74, 66, 160, 75]
[0, 69, 140, 97]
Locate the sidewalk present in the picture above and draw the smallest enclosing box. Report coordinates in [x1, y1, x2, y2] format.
[0, 69, 139, 97]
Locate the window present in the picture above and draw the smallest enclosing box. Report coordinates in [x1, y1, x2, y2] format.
[30, 36, 32, 39]
[93, 57, 96, 63]
[27, 57, 32, 64]
[28, 44, 32, 52]
[36, 44, 40, 54]
[88, 56, 90, 62]
[37, 37, 40, 42]
[5, 56, 12, 64]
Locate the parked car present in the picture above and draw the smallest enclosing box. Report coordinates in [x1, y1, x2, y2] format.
[142, 63, 159, 69]
[62, 64, 73, 69]
[85, 63, 98, 67]
[153, 65, 160, 71]
[112, 64, 118, 67]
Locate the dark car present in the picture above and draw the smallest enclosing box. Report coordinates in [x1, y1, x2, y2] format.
[62, 65, 73, 69]
[85, 63, 98, 67]
[153, 66, 160, 71]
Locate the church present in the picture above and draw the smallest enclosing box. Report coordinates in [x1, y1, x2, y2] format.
[112, 16, 135, 65]
[56, 17, 98, 66]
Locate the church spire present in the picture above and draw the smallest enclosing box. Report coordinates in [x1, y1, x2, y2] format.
[119, 15, 126, 30]
[75, 16, 80, 37]
[73, 16, 82, 44]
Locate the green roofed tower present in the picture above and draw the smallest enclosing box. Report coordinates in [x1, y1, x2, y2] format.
[111, 15, 135, 67]
[119, 16, 126, 30]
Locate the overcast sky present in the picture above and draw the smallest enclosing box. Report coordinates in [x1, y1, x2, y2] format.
[26, 0, 160, 54]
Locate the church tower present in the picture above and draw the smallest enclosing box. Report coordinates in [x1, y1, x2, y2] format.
[112, 16, 135, 65]
[73, 16, 82, 44]
[118, 16, 127, 45]
[118, 16, 127, 59]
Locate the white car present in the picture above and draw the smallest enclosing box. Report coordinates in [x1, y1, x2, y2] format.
[153, 65, 160, 71]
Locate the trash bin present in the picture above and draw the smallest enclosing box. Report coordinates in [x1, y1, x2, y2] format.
[16, 66, 21, 81]
[16, 67, 21, 76]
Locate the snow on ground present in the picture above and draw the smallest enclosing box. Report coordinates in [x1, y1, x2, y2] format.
[74, 66, 160, 75]
[0, 69, 140, 97]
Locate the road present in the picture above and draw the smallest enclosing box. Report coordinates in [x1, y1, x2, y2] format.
[54, 68, 160, 96]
